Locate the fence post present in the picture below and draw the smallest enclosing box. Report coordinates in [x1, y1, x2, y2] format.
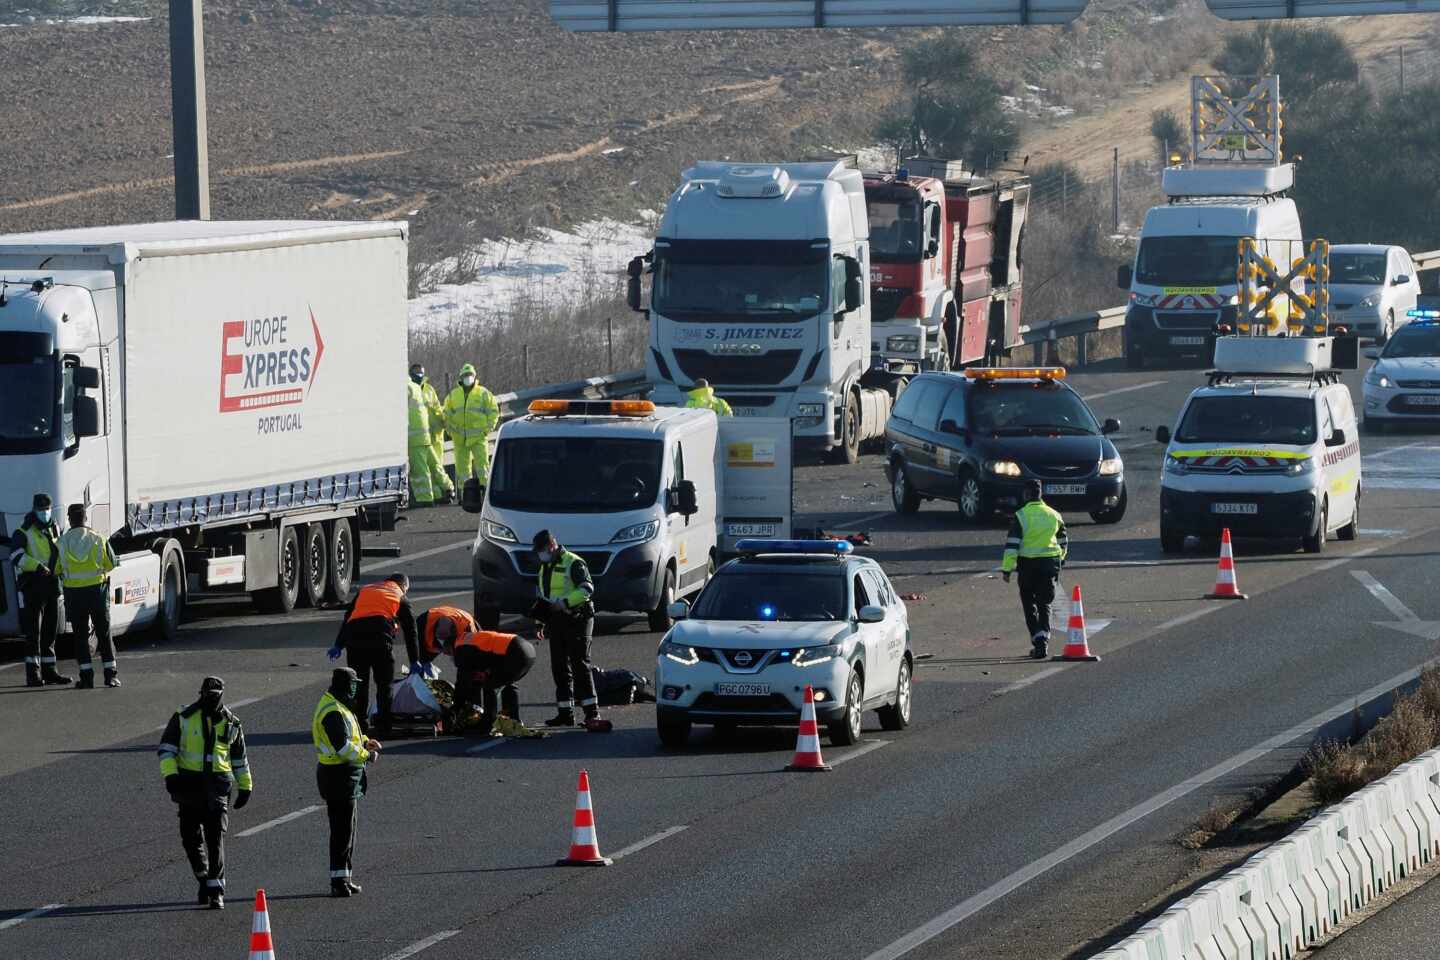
[1076, 331, 1088, 368]
[1400, 45, 1406, 96]
[1111, 146, 1120, 233]
[607, 317, 614, 372]
[523, 344, 530, 383]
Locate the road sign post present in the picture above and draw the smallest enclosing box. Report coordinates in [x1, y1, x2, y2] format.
[169, 0, 211, 220]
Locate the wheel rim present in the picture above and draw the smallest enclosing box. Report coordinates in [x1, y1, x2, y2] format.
[959, 478, 980, 517]
[846, 398, 860, 450]
[893, 468, 908, 507]
[281, 539, 298, 592]
[334, 531, 350, 586]
[898, 662, 912, 722]
[308, 533, 325, 592]
[847, 673, 862, 740]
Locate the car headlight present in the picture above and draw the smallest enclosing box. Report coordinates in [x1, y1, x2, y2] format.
[984, 459, 1023, 477]
[886, 334, 920, 353]
[1098, 457, 1123, 476]
[796, 403, 825, 418]
[659, 640, 699, 666]
[792, 643, 842, 668]
[482, 519, 518, 544]
[1358, 294, 1379, 310]
[1284, 457, 1316, 476]
[1163, 455, 1189, 476]
[610, 519, 659, 544]
[1130, 291, 1158, 307]
[1365, 367, 1392, 388]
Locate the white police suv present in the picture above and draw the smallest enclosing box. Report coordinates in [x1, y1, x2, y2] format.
[1363, 313, 1440, 431]
[655, 540, 911, 749]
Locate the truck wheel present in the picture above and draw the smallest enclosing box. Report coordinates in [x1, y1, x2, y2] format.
[1160, 519, 1185, 554]
[1089, 485, 1128, 525]
[149, 550, 184, 643]
[254, 526, 301, 614]
[891, 460, 920, 514]
[828, 391, 862, 465]
[925, 332, 952, 372]
[956, 471, 990, 524]
[300, 523, 328, 609]
[877, 656, 912, 731]
[1303, 501, 1328, 554]
[325, 520, 356, 604]
[827, 667, 864, 746]
[649, 567, 676, 632]
[658, 715, 691, 749]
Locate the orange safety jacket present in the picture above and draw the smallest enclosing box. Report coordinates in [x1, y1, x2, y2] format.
[422, 606, 480, 659]
[347, 582, 405, 623]
[454, 630, 516, 657]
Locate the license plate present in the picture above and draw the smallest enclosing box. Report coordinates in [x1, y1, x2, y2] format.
[731, 406, 764, 417]
[1212, 502, 1258, 515]
[715, 682, 770, 697]
[1170, 336, 1206, 346]
[1407, 395, 1440, 406]
[1044, 483, 1088, 496]
[726, 522, 777, 537]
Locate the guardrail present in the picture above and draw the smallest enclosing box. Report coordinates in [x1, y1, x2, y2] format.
[1017, 305, 1128, 366]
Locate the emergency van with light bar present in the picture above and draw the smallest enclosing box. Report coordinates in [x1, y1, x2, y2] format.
[468, 399, 793, 632]
[1155, 336, 1361, 553]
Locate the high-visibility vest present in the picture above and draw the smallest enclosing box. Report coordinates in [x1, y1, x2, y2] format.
[455, 630, 515, 657]
[420, 379, 444, 437]
[423, 606, 479, 658]
[11, 520, 58, 575]
[442, 382, 500, 442]
[538, 549, 592, 611]
[1001, 501, 1067, 573]
[407, 380, 432, 444]
[57, 527, 116, 589]
[348, 582, 405, 623]
[312, 693, 369, 766]
[158, 706, 252, 790]
[685, 386, 733, 416]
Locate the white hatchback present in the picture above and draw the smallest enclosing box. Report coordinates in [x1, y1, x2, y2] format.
[1328, 244, 1420, 342]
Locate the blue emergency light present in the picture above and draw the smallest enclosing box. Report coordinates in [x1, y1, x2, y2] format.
[734, 539, 854, 556]
[1406, 309, 1440, 321]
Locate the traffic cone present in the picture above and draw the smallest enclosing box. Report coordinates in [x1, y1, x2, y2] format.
[1205, 528, 1248, 600]
[786, 685, 833, 771]
[249, 889, 275, 960]
[1055, 585, 1100, 662]
[556, 770, 613, 866]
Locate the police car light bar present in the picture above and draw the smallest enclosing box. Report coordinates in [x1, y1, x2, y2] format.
[527, 399, 657, 417]
[1407, 309, 1440, 321]
[734, 539, 853, 556]
[964, 367, 1067, 381]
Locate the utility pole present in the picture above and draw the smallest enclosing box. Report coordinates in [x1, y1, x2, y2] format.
[1111, 147, 1120, 234]
[169, 0, 211, 220]
[1399, 45, 1406, 96]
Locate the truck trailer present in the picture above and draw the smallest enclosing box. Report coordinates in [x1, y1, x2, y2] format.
[0, 220, 409, 643]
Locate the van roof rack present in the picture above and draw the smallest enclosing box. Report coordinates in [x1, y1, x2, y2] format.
[1204, 369, 1344, 387]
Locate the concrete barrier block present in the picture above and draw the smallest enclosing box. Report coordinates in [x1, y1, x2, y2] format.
[1203, 878, 1260, 960]
[1293, 824, 1343, 927]
[1273, 840, 1324, 945]
[1234, 903, 1279, 960]
[1237, 862, 1287, 960]
[1196, 936, 1228, 960]
[1136, 913, 1187, 960]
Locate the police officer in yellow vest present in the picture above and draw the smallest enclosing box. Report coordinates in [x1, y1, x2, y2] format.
[530, 530, 609, 732]
[442, 363, 500, 485]
[685, 378, 733, 416]
[7, 492, 71, 687]
[407, 365, 454, 507]
[313, 667, 381, 897]
[57, 503, 119, 688]
[158, 676, 253, 910]
[1000, 480, 1069, 660]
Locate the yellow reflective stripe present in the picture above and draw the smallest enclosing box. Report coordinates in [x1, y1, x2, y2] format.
[1169, 448, 1310, 460]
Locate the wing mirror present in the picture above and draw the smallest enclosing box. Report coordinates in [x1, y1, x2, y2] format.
[460, 477, 485, 514]
[668, 479, 698, 517]
[74, 365, 100, 390]
[1116, 264, 1133, 290]
[1394, 275, 1411, 286]
[1364, 347, 1380, 360]
[74, 396, 100, 438]
[626, 255, 646, 313]
[857, 604, 885, 624]
[1326, 428, 1348, 448]
[667, 600, 690, 621]
[1155, 425, 1171, 444]
[1102, 418, 1121, 435]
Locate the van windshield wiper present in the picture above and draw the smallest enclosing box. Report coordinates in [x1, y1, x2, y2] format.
[1020, 424, 1093, 435]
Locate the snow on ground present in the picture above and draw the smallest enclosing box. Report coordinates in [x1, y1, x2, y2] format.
[409, 217, 654, 335]
[0, 15, 150, 27]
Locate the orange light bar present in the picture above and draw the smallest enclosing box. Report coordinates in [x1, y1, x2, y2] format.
[611, 400, 657, 416]
[528, 399, 570, 415]
[964, 366, 1067, 381]
[527, 398, 658, 417]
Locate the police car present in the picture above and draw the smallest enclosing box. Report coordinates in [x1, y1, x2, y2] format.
[1157, 336, 1361, 554]
[1362, 313, 1440, 431]
[655, 540, 911, 749]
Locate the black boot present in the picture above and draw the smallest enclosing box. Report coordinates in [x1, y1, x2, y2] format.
[345, 880, 363, 895]
[501, 686, 520, 720]
[75, 670, 95, 689]
[330, 882, 354, 898]
[24, 664, 43, 687]
[197, 882, 210, 905]
[543, 710, 577, 728]
[208, 893, 224, 910]
[42, 665, 73, 685]
[104, 669, 121, 688]
[1030, 633, 1049, 660]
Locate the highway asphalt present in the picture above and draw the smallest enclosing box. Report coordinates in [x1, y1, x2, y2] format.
[3, 360, 1440, 959]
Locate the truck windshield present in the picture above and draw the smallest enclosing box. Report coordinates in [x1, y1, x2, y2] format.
[690, 570, 847, 622]
[969, 385, 1101, 436]
[1329, 252, 1387, 285]
[1176, 396, 1316, 445]
[653, 239, 829, 320]
[1135, 236, 1242, 287]
[0, 333, 61, 454]
[489, 437, 665, 513]
[868, 199, 923, 263]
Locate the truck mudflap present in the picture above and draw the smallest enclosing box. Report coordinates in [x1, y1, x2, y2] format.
[718, 417, 793, 555]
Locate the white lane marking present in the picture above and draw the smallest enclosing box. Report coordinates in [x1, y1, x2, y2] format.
[1081, 380, 1167, 401]
[359, 539, 472, 574]
[411, 589, 472, 604]
[1363, 444, 1440, 490]
[1359, 529, 1406, 537]
[1366, 441, 1426, 459]
[993, 666, 1066, 696]
[0, 904, 63, 932]
[379, 930, 461, 959]
[1352, 570, 1419, 622]
[1154, 607, 1216, 633]
[610, 825, 689, 861]
[1315, 544, 1382, 573]
[861, 656, 1440, 960]
[152, 696, 263, 731]
[465, 738, 507, 755]
[236, 804, 324, 838]
[828, 739, 891, 768]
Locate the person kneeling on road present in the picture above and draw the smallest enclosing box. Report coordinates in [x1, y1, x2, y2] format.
[158, 676, 252, 910]
[313, 668, 380, 897]
[529, 530, 610, 732]
[328, 574, 418, 736]
[1001, 480, 1068, 660]
[445, 624, 536, 735]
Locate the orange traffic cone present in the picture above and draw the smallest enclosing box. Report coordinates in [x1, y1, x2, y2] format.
[786, 685, 833, 771]
[1055, 585, 1100, 662]
[556, 770, 613, 867]
[249, 889, 275, 960]
[1205, 528, 1248, 600]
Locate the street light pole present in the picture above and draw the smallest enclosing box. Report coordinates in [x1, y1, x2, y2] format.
[169, 0, 210, 220]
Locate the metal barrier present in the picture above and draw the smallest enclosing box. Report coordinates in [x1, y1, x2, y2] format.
[1017, 306, 1129, 366]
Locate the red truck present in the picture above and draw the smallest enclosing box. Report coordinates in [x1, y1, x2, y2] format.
[864, 157, 1029, 375]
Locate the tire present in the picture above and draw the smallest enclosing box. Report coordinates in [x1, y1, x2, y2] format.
[325, 519, 356, 604]
[891, 460, 920, 514]
[648, 566, 676, 632]
[1338, 493, 1359, 542]
[1303, 501, 1328, 554]
[299, 523, 328, 609]
[827, 667, 864, 746]
[658, 715, 691, 749]
[1089, 484, 1128, 525]
[829, 390, 862, 465]
[149, 550, 183, 642]
[877, 657, 913, 731]
[925, 330, 952, 373]
[1379, 311, 1394, 345]
[956, 471, 990, 524]
[1160, 519, 1185, 554]
[253, 525, 301, 614]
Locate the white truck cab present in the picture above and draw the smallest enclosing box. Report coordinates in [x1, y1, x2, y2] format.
[1157, 337, 1361, 554]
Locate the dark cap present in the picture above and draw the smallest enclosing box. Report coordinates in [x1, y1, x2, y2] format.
[532, 529, 554, 551]
[331, 667, 359, 688]
[199, 676, 225, 694]
[1023, 479, 1043, 501]
[386, 572, 410, 593]
[32, 492, 52, 509]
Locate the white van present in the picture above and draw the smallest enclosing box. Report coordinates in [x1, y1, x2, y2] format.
[1156, 337, 1361, 554]
[469, 400, 791, 631]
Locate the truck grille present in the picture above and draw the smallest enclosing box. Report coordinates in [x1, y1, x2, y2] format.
[1397, 380, 1440, 389]
[512, 550, 612, 577]
[673, 349, 802, 385]
[1027, 462, 1095, 479]
[1155, 310, 1219, 330]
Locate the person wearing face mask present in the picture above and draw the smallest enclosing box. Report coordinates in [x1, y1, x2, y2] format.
[442, 362, 500, 486]
[313, 667, 381, 897]
[158, 677, 253, 910]
[8, 492, 71, 687]
[407, 363, 455, 507]
[529, 530, 610, 732]
[410, 362, 447, 474]
[328, 573, 418, 737]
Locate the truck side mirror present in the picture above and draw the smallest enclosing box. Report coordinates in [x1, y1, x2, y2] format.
[1102, 418, 1121, 435]
[1116, 264, 1133, 290]
[672, 479, 698, 517]
[843, 256, 864, 313]
[1155, 425, 1171, 444]
[74, 365, 100, 390]
[626, 255, 646, 313]
[74, 396, 100, 438]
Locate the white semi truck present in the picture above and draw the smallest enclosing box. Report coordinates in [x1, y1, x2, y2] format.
[627, 159, 894, 463]
[0, 221, 409, 643]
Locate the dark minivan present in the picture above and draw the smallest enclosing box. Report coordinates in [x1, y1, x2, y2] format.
[883, 369, 1127, 523]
